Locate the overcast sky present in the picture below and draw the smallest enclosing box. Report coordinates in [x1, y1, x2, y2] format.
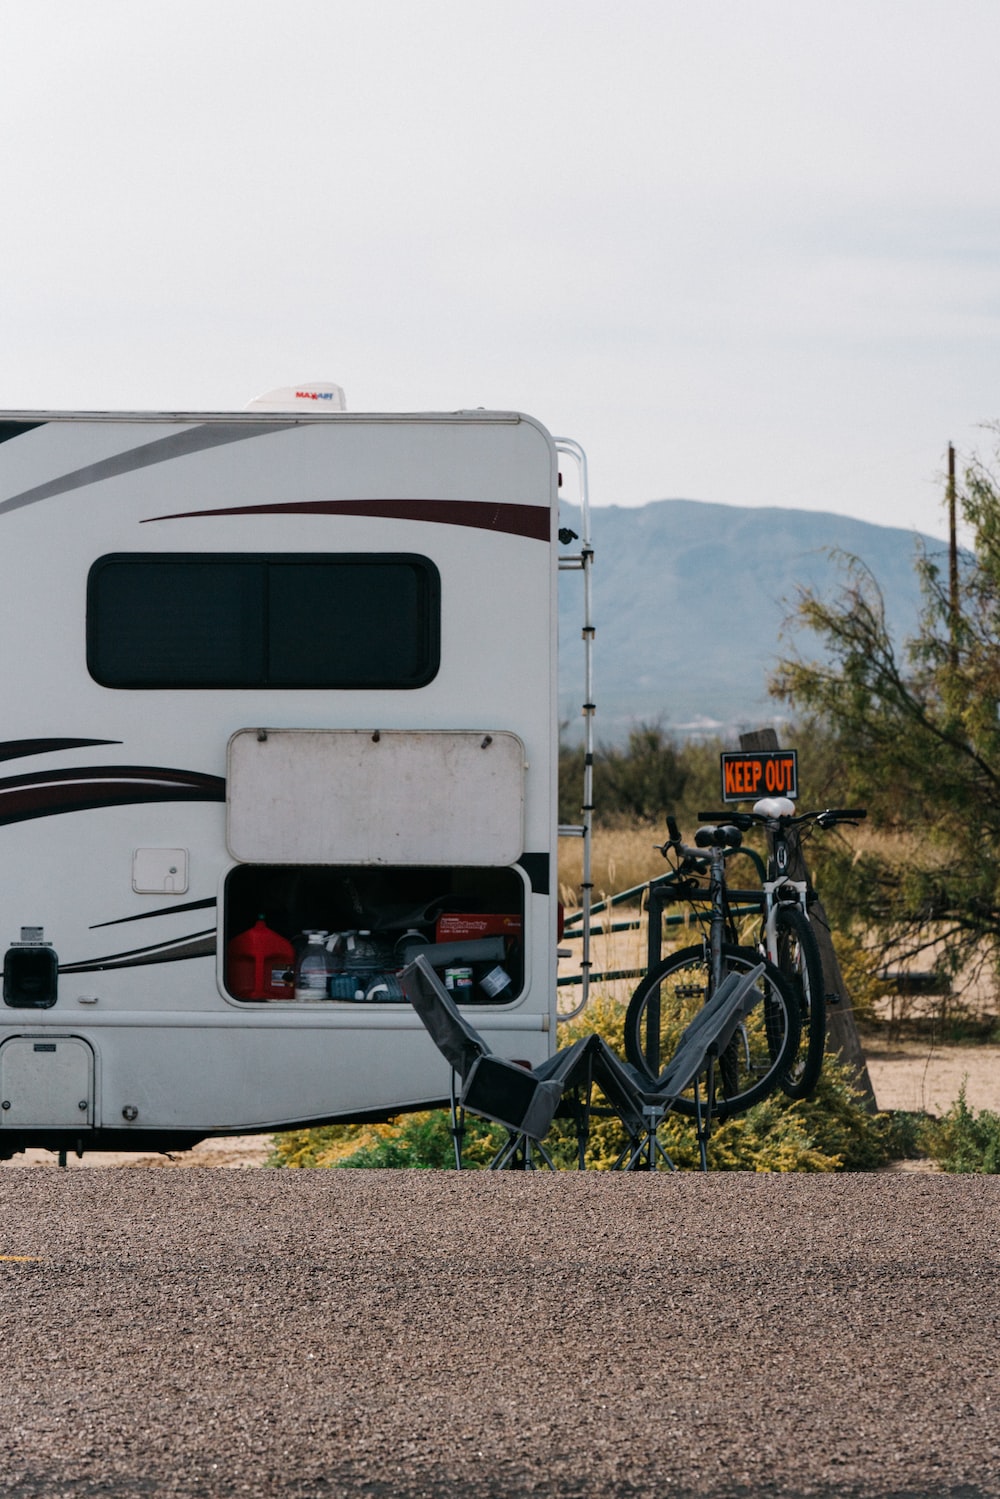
[2, 1, 998, 539]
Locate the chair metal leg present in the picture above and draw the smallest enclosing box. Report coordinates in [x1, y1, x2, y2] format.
[559, 1078, 594, 1170]
[489, 1132, 558, 1171]
[531, 1138, 558, 1170]
[692, 1076, 708, 1172]
[615, 1108, 676, 1172]
[449, 1071, 466, 1170]
[693, 1057, 719, 1173]
[575, 1057, 597, 1169]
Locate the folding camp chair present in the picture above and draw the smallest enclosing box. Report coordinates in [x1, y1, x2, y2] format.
[401, 954, 764, 1172]
[589, 962, 766, 1169]
[400, 955, 599, 1169]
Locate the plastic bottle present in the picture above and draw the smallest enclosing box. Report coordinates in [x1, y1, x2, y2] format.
[342, 929, 380, 1000]
[227, 917, 294, 1001]
[294, 930, 337, 1000]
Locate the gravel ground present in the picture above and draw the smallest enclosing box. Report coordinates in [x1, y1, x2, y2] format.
[0, 1171, 998, 1498]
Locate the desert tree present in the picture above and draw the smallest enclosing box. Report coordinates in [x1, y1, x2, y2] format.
[772, 431, 1000, 985]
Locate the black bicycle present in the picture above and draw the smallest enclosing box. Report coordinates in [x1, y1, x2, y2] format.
[695, 800, 866, 1099]
[622, 817, 801, 1121]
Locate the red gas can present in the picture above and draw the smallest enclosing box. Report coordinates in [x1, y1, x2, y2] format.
[226, 917, 294, 1000]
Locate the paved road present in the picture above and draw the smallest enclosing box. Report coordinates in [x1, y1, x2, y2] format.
[0, 1171, 997, 1498]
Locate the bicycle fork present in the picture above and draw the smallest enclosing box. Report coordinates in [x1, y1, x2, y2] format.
[759, 879, 809, 964]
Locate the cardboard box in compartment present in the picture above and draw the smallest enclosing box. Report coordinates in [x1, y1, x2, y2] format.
[435, 913, 522, 943]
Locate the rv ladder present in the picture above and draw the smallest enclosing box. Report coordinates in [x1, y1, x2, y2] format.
[555, 438, 594, 1020]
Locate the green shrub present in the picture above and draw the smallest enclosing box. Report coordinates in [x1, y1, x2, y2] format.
[269, 1112, 505, 1169]
[877, 1106, 933, 1163]
[923, 1083, 1000, 1173]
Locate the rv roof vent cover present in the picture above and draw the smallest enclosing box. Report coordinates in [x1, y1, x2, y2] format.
[245, 381, 346, 413]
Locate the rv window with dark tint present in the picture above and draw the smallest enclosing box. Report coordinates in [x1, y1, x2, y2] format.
[87, 554, 440, 689]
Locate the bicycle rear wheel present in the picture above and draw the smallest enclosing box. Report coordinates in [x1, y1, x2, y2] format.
[775, 905, 826, 1099]
[623, 943, 801, 1121]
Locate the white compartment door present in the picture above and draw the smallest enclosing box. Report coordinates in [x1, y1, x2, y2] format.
[0, 1037, 95, 1128]
[227, 729, 526, 865]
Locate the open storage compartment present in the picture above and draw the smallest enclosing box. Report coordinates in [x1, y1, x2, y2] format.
[224, 863, 526, 1005]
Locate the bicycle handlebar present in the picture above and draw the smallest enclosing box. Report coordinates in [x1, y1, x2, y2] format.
[696, 806, 866, 831]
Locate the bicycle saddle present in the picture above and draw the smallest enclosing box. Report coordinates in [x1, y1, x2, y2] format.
[752, 796, 796, 819]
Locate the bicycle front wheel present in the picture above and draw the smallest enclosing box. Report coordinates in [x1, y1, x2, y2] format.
[775, 905, 826, 1100]
[623, 943, 801, 1121]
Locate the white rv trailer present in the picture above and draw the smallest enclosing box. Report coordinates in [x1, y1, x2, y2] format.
[0, 396, 593, 1159]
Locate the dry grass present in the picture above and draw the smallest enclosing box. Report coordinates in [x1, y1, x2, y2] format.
[558, 818, 929, 1022]
[559, 820, 1000, 1038]
[558, 823, 675, 910]
[558, 822, 710, 1015]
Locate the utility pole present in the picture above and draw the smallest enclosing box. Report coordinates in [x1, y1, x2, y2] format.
[948, 442, 959, 669]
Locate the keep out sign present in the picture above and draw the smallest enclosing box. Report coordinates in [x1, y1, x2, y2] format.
[720, 750, 798, 803]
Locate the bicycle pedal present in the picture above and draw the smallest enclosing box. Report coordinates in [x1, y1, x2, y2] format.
[675, 984, 705, 1000]
[826, 991, 840, 1005]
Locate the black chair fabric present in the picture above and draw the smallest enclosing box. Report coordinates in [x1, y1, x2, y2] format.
[402, 954, 492, 1079]
[401, 956, 583, 1141]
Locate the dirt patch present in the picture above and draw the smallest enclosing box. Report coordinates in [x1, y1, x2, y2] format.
[2, 1133, 273, 1169]
[864, 1037, 1000, 1116]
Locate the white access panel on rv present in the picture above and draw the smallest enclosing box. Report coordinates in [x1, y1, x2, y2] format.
[227, 729, 526, 866]
[0, 405, 588, 1157]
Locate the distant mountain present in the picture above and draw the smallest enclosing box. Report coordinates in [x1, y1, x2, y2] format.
[557, 499, 943, 743]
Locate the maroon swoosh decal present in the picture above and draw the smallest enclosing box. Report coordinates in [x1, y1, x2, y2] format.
[0, 766, 225, 827]
[141, 498, 550, 542]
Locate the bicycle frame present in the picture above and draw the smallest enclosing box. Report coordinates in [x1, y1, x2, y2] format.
[706, 845, 730, 992]
[703, 822, 812, 980]
[650, 824, 746, 992]
[639, 836, 733, 1079]
[644, 844, 765, 976]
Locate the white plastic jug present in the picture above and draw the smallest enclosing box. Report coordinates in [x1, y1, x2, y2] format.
[294, 930, 336, 1000]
